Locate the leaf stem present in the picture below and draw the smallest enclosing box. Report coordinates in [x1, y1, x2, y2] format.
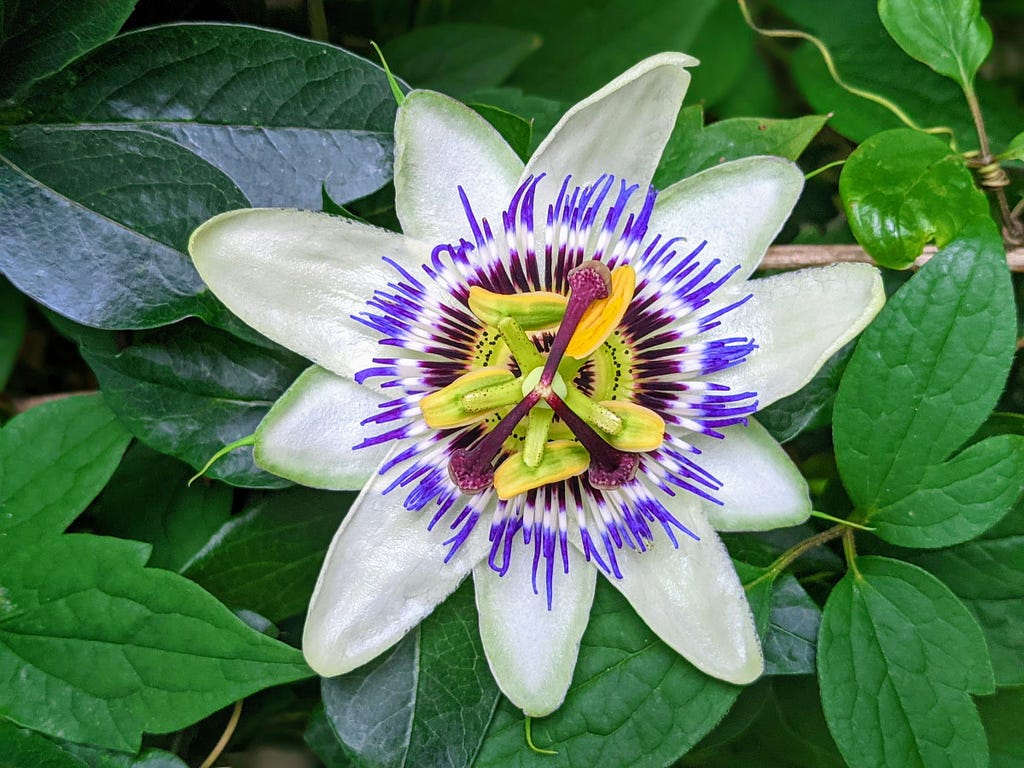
[525, 716, 558, 755]
[199, 699, 243, 768]
[842, 527, 861, 579]
[747, 524, 845, 589]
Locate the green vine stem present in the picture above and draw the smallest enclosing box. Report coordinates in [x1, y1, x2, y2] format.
[745, 524, 845, 590]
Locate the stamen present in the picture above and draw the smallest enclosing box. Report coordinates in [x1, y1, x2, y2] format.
[546, 392, 639, 490]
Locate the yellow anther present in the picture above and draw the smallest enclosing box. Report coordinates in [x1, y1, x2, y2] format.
[468, 286, 567, 330]
[564, 265, 636, 359]
[493, 440, 590, 500]
[420, 367, 518, 429]
[597, 401, 665, 452]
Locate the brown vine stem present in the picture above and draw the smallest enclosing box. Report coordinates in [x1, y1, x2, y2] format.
[198, 699, 243, 768]
[762, 244, 1024, 272]
[745, 524, 846, 590]
[963, 84, 1023, 244]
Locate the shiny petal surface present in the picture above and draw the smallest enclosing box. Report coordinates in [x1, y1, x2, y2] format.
[190, 208, 434, 379]
[523, 53, 696, 197]
[303, 448, 491, 676]
[607, 496, 763, 684]
[255, 365, 389, 490]
[474, 546, 596, 716]
[679, 419, 811, 531]
[395, 90, 523, 245]
[708, 263, 885, 409]
[649, 157, 804, 281]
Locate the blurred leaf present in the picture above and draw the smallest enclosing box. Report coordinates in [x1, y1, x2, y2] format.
[304, 705, 353, 768]
[383, 23, 541, 98]
[472, 103, 532, 162]
[818, 557, 992, 768]
[655, 107, 827, 187]
[0, 720, 87, 768]
[81, 321, 307, 489]
[0, 394, 130, 547]
[62, 743, 188, 768]
[90, 444, 233, 572]
[0, 0, 137, 99]
[183, 487, 352, 622]
[839, 128, 988, 268]
[878, 0, 992, 89]
[1001, 131, 1024, 161]
[978, 688, 1024, 768]
[21, 24, 402, 210]
[834, 220, 1023, 547]
[0, 534, 311, 751]
[0, 279, 25, 389]
[0, 125, 246, 330]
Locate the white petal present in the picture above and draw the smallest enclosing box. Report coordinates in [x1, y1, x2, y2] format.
[394, 90, 524, 245]
[523, 52, 697, 193]
[190, 209, 433, 379]
[303, 447, 490, 676]
[649, 157, 804, 281]
[605, 495, 763, 684]
[254, 365, 389, 490]
[473, 545, 595, 716]
[708, 263, 885, 409]
[680, 419, 811, 531]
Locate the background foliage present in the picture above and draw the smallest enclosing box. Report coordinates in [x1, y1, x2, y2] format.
[1, 0, 1022, 766]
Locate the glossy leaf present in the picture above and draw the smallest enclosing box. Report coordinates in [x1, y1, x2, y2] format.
[818, 557, 992, 768]
[0, 0, 137, 98]
[761, 575, 821, 676]
[0, 394, 130, 547]
[81, 321, 306, 488]
[839, 128, 989, 268]
[878, 0, 992, 88]
[0, 534, 311, 751]
[304, 705, 353, 768]
[24, 24, 401, 210]
[0, 279, 26, 389]
[834, 221, 1022, 546]
[183, 488, 352, 622]
[472, 103, 533, 162]
[654, 106, 828, 188]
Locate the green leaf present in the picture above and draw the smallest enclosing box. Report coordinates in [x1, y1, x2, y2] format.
[818, 557, 993, 768]
[0, 0, 137, 99]
[1001, 131, 1024, 161]
[472, 103, 533, 163]
[978, 688, 1024, 768]
[90, 444, 233, 572]
[60, 743, 189, 768]
[21, 24, 401, 211]
[0, 125, 247, 330]
[81, 321, 306, 489]
[654, 106, 828, 188]
[322, 581, 500, 768]
[474, 580, 743, 768]
[382, 23, 540, 98]
[761, 574, 821, 676]
[0, 534, 311, 751]
[776, 0, 1024, 148]
[304, 705, 353, 768]
[0, 394, 130, 547]
[839, 128, 989, 268]
[0, 720, 88, 768]
[0, 279, 25, 389]
[464, 87, 565, 153]
[878, 0, 992, 89]
[833, 220, 1022, 547]
[182, 488, 352, 623]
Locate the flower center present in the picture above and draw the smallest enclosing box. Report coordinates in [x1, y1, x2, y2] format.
[421, 260, 666, 500]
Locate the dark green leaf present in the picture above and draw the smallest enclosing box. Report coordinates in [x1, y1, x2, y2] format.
[0, 279, 25, 389]
[978, 688, 1024, 768]
[834, 220, 1022, 546]
[0, 534, 311, 751]
[304, 705, 353, 768]
[90, 444, 232, 572]
[62, 743, 188, 768]
[761, 574, 821, 675]
[474, 580, 743, 768]
[472, 103, 532, 162]
[0, 125, 246, 330]
[878, 0, 992, 88]
[81, 321, 306, 489]
[183, 488, 352, 622]
[323, 581, 500, 768]
[1001, 131, 1024, 161]
[465, 87, 565, 153]
[383, 23, 540, 98]
[0, 0, 137, 99]
[839, 128, 989, 268]
[654, 106, 828, 188]
[0, 394, 130, 546]
[818, 557, 992, 768]
[23, 24, 401, 210]
[0, 720, 87, 768]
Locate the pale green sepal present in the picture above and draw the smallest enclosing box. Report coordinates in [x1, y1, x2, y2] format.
[189, 208, 434, 380]
[395, 90, 523, 245]
[303, 444, 492, 676]
[649, 156, 804, 283]
[679, 419, 811, 531]
[522, 53, 697, 204]
[474, 546, 596, 717]
[706, 263, 885, 409]
[254, 365, 388, 490]
[602, 496, 763, 685]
